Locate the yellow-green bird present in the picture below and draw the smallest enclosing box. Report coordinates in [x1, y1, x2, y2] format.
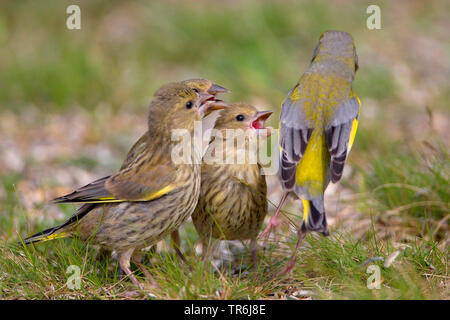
[21, 83, 227, 288]
[190, 103, 273, 265]
[260, 30, 360, 272]
[119, 79, 229, 260]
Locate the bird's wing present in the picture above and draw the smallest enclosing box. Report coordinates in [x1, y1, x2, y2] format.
[53, 176, 115, 203]
[53, 163, 178, 204]
[325, 93, 360, 183]
[105, 162, 177, 201]
[279, 85, 313, 190]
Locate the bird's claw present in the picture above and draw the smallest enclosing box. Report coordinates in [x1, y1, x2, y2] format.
[259, 215, 281, 247]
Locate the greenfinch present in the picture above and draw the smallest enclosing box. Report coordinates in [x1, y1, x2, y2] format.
[260, 30, 360, 272]
[21, 83, 227, 287]
[119, 79, 229, 260]
[189, 103, 273, 265]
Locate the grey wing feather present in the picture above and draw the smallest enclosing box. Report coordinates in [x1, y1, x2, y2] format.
[325, 96, 360, 183]
[279, 87, 313, 190]
[280, 151, 297, 190]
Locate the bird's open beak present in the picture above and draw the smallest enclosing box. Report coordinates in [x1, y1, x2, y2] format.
[208, 83, 230, 95]
[250, 110, 273, 136]
[254, 111, 273, 122]
[198, 93, 215, 105]
[197, 93, 228, 117]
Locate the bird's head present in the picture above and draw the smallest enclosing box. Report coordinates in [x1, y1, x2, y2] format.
[180, 78, 229, 116]
[181, 78, 229, 96]
[214, 103, 273, 137]
[311, 30, 358, 78]
[149, 83, 228, 134]
[155, 78, 229, 117]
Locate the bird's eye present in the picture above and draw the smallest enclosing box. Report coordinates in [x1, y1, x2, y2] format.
[185, 101, 193, 109]
[236, 114, 245, 121]
[193, 88, 199, 93]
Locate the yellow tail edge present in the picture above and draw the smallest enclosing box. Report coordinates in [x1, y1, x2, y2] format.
[302, 199, 310, 222]
[31, 232, 68, 244]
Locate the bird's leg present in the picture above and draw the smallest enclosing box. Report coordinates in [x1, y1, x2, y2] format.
[201, 238, 209, 261]
[201, 240, 209, 271]
[282, 227, 306, 274]
[201, 237, 216, 270]
[119, 248, 144, 290]
[170, 230, 187, 263]
[250, 238, 258, 268]
[259, 192, 288, 246]
[131, 248, 153, 281]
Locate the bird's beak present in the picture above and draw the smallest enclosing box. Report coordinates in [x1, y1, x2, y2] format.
[254, 111, 273, 122]
[197, 93, 228, 117]
[208, 83, 230, 95]
[198, 93, 215, 106]
[250, 110, 273, 136]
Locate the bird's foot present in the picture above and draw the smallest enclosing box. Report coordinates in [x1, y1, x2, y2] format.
[120, 267, 145, 290]
[282, 257, 296, 274]
[259, 215, 281, 247]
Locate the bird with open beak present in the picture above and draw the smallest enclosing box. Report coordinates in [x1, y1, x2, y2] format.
[187, 102, 273, 266]
[20, 83, 228, 288]
[117, 79, 229, 260]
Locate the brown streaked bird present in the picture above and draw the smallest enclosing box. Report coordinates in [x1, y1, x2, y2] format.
[120, 79, 229, 170]
[188, 103, 273, 266]
[20, 83, 227, 288]
[119, 79, 229, 260]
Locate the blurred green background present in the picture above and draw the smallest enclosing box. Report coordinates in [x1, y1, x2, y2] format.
[0, 0, 448, 299]
[0, 0, 448, 113]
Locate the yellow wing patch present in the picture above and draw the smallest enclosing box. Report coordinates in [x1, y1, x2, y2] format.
[83, 185, 175, 203]
[77, 200, 123, 204]
[63, 184, 175, 204]
[348, 117, 359, 153]
[97, 196, 120, 201]
[142, 184, 175, 201]
[347, 94, 360, 153]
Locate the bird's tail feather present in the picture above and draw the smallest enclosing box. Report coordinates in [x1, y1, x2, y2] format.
[301, 196, 329, 236]
[20, 203, 97, 245]
[20, 225, 69, 245]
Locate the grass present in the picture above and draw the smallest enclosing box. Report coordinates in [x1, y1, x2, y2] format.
[0, 0, 449, 299]
[364, 142, 448, 223]
[1, 137, 448, 299]
[1, 223, 446, 299]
